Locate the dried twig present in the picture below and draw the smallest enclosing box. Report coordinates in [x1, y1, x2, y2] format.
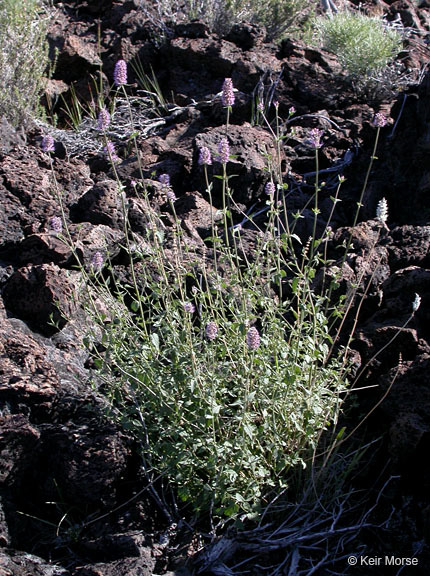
[193, 476, 398, 574]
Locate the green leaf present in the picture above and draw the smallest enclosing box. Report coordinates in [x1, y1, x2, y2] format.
[94, 358, 102, 370]
[151, 332, 159, 351]
[243, 422, 254, 439]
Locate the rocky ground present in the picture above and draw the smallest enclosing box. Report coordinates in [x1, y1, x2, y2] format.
[1, 0, 430, 574]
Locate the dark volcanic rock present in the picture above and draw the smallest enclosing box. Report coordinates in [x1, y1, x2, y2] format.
[372, 70, 430, 225]
[0, 186, 27, 248]
[79, 530, 150, 561]
[0, 330, 60, 417]
[327, 220, 391, 296]
[17, 233, 74, 266]
[0, 153, 53, 247]
[0, 153, 52, 207]
[2, 264, 78, 335]
[0, 145, 93, 258]
[74, 552, 155, 576]
[175, 21, 210, 39]
[36, 421, 129, 507]
[226, 22, 266, 50]
[0, 299, 135, 568]
[0, 415, 40, 487]
[382, 266, 430, 326]
[49, 22, 102, 85]
[276, 38, 350, 111]
[352, 266, 429, 372]
[386, 225, 430, 270]
[174, 190, 222, 238]
[0, 116, 25, 155]
[0, 496, 10, 547]
[0, 550, 70, 575]
[163, 27, 281, 105]
[388, 0, 430, 35]
[356, 323, 421, 371]
[378, 354, 430, 492]
[195, 123, 286, 204]
[70, 179, 124, 228]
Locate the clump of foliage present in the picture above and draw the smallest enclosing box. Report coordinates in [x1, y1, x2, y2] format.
[42, 53, 403, 528]
[0, 0, 50, 126]
[211, 0, 314, 40]
[67, 73, 354, 522]
[315, 10, 403, 83]
[87, 225, 349, 519]
[148, 0, 315, 40]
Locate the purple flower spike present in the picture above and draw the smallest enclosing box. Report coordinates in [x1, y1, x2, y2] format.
[97, 107, 110, 131]
[198, 146, 212, 166]
[205, 321, 218, 341]
[104, 141, 120, 163]
[183, 302, 195, 314]
[166, 189, 177, 202]
[265, 181, 275, 196]
[373, 112, 387, 128]
[222, 78, 235, 107]
[308, 128, 324, 150]
[217, 138, 230, 164]
[91, 251, 104, 271]
[48, 216, 63, 233]
[246, 326, 260, 350]
[113, 59, 127, 86]
[158, 173, 170, 187]
[41, 135, 55, 153]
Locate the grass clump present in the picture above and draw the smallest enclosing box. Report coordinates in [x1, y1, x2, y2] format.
[210, 0, 314, 40]
[0, 0, 51, 126]
[149, 0, 314, 40]
[315, 10, 403, 84]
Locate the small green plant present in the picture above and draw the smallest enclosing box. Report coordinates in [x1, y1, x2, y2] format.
[147, 0, 314, 40]
[131, 58, 169, 115]
[0, 0, 51, 126]
[315, 10, 403, 83]
[234, 0, 315, 41]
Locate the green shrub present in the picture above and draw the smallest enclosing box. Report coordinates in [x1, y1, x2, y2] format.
[315, 10, 403, 81]
[0, 0, 50, 126]
[48, 67, 364, 524]
[151, 0, 314, 40]
[54, 71, 357, 523]
[231, 0, 315, 40]
[76, 109, 352, 520]
[85, 233, 349, 518]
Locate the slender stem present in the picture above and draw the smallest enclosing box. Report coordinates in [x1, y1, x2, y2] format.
[310, 147, 319, 261]
[121, 84, 145, 181]
[221, 163, 230, 248]
[353, 127, 381, 230]
[226, 105, 231, 134]
[341, 127, 382, 268]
